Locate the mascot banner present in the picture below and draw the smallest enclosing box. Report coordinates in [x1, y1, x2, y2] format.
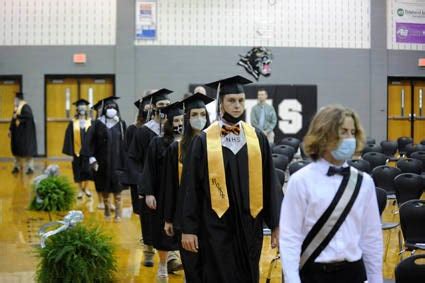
[238, 47, 272, 80]
[189, 84, 317, 142]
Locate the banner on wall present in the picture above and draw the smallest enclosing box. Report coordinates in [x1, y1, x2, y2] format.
[189, 84, 317, 142]
[135, 0, 157, 40]
[394, 0, 425, 44]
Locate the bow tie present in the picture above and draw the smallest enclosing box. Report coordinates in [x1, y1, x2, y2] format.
[221, 124, 240, 136]
[327, 166, 350, 176]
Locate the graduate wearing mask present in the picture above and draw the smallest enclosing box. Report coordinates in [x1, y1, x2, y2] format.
[62, 99, 93, 199]
[163, 92, 213, 283]
[142, 101, 185, 279]
[85, 97, 127, 222]
[122, 95, 153, 225]
[180, 76, 282, 283]
[128, 88, 171, 267]
[9, 92, 37, 175]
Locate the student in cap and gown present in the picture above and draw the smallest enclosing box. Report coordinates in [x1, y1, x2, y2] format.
[85, 96, 127, 222]
[180, 76, 283, 283]
[128, 88, 172, 266]
[122, 95, 153, 229]
[163, 92, 213, 282]
[62, 99, 93, 198]
[9, 92, 37, 175]
[141, 101, 185, 278]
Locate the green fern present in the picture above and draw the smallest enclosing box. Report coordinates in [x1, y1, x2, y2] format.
[35, 224, 117, 283]
[29, 176, 76, 212]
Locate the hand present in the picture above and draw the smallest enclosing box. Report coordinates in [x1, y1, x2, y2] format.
[145, 195, 157, 210]
[90, 162, 99, 172]
[181, 233, 199, 253]
[271, 227, 279, 249]
[164, 221, 174, 237]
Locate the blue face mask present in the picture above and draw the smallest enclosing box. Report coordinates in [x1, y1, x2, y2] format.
[331, 138, 356, 161]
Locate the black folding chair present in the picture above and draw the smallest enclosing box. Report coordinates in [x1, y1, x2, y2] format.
[411, 151, 425, 173]
[272, 153, 289, 172]
[394, 173, 424, 206]
[399, 200, 425, 258]
[371, 165, 402, 199]
[278, 137, 301, 153]
[398, 136, 413, 156]
[397, 158, 423, 175]
[362, 144, 383, 155]
[381, 140, 398, 160]
[395, 254, 425, 283]
[275, 168, 285, 187]
[347, 159, 371, 174]
[405, 143, 425, 158]
[363, 152, 388, 171]
[273, 145, 295, 162]
[376, 187, 400, 261]
[366, 136, 376, 145]
[288, 160, 310, 175]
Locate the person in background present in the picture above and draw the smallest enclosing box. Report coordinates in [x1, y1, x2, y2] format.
[85, 97, 127, 222]
[62, 99, 93, 199]
[279, 105, 383, 283]
[250, 89, 277, 144]
[9, 92, 37, 175]
[194, 85, 217, 122]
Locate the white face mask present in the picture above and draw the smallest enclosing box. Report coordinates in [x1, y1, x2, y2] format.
[106, 108, 117, 118]
[190, 117, 207, 131]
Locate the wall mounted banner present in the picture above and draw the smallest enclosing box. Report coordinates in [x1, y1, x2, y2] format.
[394, 0, 425, 44]
[189, 84, 317, 142]
[135, 0, 157, 40]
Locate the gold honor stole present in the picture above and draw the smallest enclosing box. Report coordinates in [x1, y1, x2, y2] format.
[14, 101, 27, 127]
[178, 141, 183, 185]
[73, 119, 91, 157]
[205, 121, 263, 218]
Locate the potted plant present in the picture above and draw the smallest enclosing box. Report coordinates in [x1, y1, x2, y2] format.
[36, 223, 117, 283]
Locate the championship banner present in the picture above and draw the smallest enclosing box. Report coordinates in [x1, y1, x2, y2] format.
[189, 84, 317, 142]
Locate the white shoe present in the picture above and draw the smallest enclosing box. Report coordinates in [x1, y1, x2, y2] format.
[84, 190, 92, 197]
[77, 191, 84, 199]
[97, 202, 105, 210]
[157, 264, 168, 278]
[110, 203, 116, 211]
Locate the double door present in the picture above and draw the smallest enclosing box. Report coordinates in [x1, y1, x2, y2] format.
[388, 80, 425, 143]
[46, 77, 113, 158]
[0, 77, 21, 158]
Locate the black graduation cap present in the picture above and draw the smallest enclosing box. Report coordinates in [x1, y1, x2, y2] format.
[91, 96, 119, 111]
[204, 75, 252, 97]
[161, 101, 184, 120]
[182, 92, 215, 111]
[15, 92, 24, 99]
[73, 99, 90, 106]
[134, 97, 151, 110]
[144, 88, 173, 104]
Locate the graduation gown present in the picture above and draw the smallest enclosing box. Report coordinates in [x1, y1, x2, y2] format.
[181, 129, 283, 283]
[62, 120, 92, 182]
[127, 122, 159, 244]
[140, 136, 179, 251]
[10, 104, 37, 157]
[85, 119, 127, 193]
[164, 140, 202, 283]
[123, 124, 142, 214]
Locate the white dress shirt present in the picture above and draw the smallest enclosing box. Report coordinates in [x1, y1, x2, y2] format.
[219, 120, 246, 155]
[279, 159, 383, 283]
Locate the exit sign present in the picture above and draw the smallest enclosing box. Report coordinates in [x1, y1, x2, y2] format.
[73, 53, 87, 64]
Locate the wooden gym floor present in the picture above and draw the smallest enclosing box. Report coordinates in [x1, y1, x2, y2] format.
[0, 159, 416, 282]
